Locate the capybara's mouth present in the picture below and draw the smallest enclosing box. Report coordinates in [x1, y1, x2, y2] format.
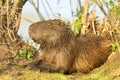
[33, 39, 42, 44]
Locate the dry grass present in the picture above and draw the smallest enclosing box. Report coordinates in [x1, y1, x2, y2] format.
[0, 52, 120, 80]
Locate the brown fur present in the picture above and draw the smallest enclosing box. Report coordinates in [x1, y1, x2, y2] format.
[28, 19, 111, 74]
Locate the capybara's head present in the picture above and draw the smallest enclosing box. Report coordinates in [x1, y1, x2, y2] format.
[29, 20, 74, 44]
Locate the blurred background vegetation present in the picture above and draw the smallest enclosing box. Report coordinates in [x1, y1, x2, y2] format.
[0, 0, 120, 52]
[0, 0, 120, 80]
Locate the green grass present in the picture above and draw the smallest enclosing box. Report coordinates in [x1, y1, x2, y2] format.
[0, 62, 120, 80]
[1, 70, 72, 80]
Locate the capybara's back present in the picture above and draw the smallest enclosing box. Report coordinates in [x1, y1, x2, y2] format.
[73, 34, 111, 73]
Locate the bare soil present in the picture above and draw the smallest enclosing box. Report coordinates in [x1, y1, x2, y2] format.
[0, 40, 120, 80]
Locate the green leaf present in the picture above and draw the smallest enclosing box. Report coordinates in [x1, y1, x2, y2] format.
[26, 51, 33, 60]
[110, 43, 118, 52]
[2, 0, 6, 4]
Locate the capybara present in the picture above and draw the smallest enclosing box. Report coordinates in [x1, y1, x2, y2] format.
[28, 19, 111, 74]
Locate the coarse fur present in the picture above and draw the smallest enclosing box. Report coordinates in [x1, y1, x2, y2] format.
[28, 19, 111, 74]
[74, 34, 110, 73]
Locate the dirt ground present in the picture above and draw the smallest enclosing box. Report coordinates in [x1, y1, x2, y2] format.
[0, 42, 120, 80]
[103, 51, 120, 75]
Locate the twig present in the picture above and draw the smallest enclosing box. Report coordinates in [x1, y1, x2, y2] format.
[45, 0, 55, 18]
[37, 0, 39, 10]
[96, 0, 107, 16]
[81, 0, 89, 34]
[92, 21, 96, 34]
[41, 0, 50, 19]
[0, 46, 14, 53]
[70, 0, 75, 30]
[23, 17, 33, 23]
[78, 0, 81, 8]
[15, 9, 22, 32]
[29, 0, 45, 20]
